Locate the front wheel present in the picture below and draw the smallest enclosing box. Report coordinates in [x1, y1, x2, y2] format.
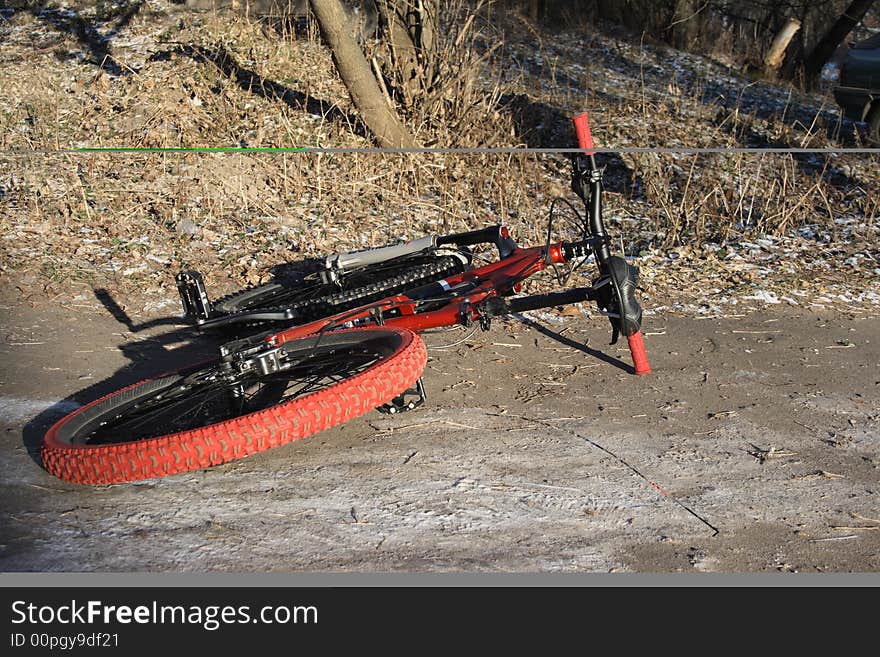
[42, 328, 427, 485]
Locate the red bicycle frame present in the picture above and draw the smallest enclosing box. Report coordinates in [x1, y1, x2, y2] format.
[257, 231, 649, 376]
[269, 238, 563, 342]
[217, 113, 651, 376]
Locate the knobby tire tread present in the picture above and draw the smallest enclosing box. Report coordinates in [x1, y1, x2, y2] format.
[42, 328, 426, 485]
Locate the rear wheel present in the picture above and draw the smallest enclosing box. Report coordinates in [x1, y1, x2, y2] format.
[42, 328, 426, 485]
[209, 253, 468, 329]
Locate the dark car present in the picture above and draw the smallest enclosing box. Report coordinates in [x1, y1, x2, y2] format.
[834, 33, 880, 144]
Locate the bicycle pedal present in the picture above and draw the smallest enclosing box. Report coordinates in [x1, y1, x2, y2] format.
[176, 270, 212, 323]
[378, 378, 427, 414]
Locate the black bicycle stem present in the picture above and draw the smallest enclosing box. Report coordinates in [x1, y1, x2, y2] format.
[571, 154, 612, 266]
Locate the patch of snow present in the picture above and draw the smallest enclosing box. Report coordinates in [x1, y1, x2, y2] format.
[0, 396, 80, 423]
[743, 290, 780, 304]
[520, 310, 567, 325]
[821, 63, 840, 82]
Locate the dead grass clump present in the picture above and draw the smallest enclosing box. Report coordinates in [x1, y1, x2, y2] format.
[0, 149, 551, 301]
[389, 0, 513, 148]
[619, 149, 879, 252]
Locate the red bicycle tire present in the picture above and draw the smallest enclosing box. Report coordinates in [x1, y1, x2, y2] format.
[42, 328, 426, 485]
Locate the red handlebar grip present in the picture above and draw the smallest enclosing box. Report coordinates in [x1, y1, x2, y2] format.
[572, 112, 596, 155]
[627, 331, 651, 375]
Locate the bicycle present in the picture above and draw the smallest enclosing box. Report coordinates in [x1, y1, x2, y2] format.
[41, 113, 651, 485]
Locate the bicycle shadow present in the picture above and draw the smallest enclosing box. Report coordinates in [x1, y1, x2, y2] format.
[21, 288, 224, 469]
[513, 315, 634, 374]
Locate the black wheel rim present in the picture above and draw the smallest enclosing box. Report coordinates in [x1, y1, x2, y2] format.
[71, 333, 400, 446]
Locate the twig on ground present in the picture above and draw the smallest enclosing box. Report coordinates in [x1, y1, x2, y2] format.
[792, 470, 845, 480]
[748, 444, 796, 463]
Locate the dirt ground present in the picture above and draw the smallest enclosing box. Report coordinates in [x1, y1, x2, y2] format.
[1, 2, 877, 576]
[0, 287, 877, 573]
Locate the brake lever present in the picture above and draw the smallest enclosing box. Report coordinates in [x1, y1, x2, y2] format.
[610, 324, 620, 346]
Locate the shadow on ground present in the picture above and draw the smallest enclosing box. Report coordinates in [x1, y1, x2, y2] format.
[21, 287, 223, 468]
[148, 44, 366, 136]
[21, 0, 145, 76]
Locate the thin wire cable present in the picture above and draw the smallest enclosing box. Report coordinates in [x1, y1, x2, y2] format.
[424, 324, 480, 350]
[491, 413, 720, 536]
[3, 147, 879, 154]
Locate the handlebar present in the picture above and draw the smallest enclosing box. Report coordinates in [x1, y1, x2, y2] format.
[570, 112, 651, 376]
[572, 112, 596, 155]
[628, 333, 651, 375]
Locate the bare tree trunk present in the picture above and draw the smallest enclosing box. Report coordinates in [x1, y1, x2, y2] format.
[416, 0, 439, 55]
[802, 0, 875, 83]
[375, 1, 440, 108]
[594, 0, 627, 27]
[669, 0, 697, 50]
[377, 0, 423, 106]
[309, 0, 418, 148]
[763, 18, 801, 72]
[528, 0, 540, 22]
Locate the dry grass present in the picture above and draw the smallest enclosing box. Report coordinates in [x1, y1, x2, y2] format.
[0, 2, 877, 311]
[622, 148, 878, 249]
[0, 148, 554, 299]
[370, 0, 515, 148]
